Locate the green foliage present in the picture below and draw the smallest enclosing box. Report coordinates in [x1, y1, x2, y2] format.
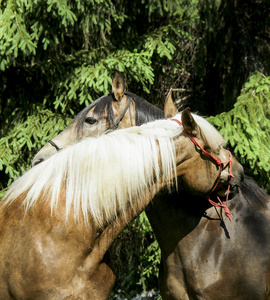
[110, 212, 160, 298]
[54, 49, 155, 111]
[135, 212, 160, 290]
[0, 0, 127, 70]
[208, 72, 270, 192]
[0, 0, 269, 297]
[0, 108, 71, 197]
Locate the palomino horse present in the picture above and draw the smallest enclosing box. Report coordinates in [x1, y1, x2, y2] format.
[0, 109, 243, 299]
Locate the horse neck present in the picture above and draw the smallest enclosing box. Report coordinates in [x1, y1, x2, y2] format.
[81, 180, 166, 274]
[146, 190, 211, 256]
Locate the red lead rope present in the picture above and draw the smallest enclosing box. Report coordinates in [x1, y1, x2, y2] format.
[171, 118, 234, 220]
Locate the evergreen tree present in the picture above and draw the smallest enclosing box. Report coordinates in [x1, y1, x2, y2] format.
[0, 0, 269, 297]
[0, 0, 198, 192]
[208, 72, 270, 192]
[189, 0, 270, 115]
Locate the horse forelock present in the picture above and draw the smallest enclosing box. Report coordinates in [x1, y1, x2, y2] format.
[74, 92, 162, 131]
[73, 92, 164, 138]
[3, 118, 183, 227]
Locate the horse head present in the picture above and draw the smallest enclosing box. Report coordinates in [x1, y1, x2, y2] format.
[164, 90, 243, 200]
[168, 108, 244, 202]
[31, 70, 163, 167]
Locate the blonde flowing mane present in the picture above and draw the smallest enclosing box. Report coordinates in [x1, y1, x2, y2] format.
[3, 113, 225, 227]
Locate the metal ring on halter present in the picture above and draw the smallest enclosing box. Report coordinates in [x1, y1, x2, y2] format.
[48, 140, 62, 152]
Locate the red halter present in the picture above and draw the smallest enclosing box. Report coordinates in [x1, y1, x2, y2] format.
[171, 118, 234, 220]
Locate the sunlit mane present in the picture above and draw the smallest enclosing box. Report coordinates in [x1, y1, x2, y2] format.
[3, 112, 225, 227]
[191, 113, 226, 150]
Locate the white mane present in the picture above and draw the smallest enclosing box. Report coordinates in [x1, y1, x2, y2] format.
[191, 113, 226, 150]
[3, 112, 225, 227]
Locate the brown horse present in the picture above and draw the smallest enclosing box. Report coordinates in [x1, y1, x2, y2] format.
[0, 106, 243, 299]
[148, 178, 270, 300]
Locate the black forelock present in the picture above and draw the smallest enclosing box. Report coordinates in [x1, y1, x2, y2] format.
[74, 94, 115, 135]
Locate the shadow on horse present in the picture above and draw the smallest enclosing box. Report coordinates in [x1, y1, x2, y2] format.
[29, 71, 270, 299]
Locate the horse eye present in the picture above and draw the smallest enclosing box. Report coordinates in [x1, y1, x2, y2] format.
[85, 117, 97, 125]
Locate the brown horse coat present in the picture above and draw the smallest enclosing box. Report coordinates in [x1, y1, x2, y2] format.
[1, 107, 243, 299]
[147, 179, 270, 300]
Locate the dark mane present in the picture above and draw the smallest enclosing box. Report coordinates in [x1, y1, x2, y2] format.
[125, 92, 164, 124]
[237, 177, 269, 210]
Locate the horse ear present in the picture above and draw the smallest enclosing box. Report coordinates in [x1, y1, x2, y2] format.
[164, 88, 178, 118]
[181, 107, 200, 136]
[112, 69, 126, 101]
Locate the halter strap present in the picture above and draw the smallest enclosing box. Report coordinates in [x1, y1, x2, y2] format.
[48, 94, 133, 150]
[171, 118, 234, 220]
[48, 139, 62, 152]
[104, 95, 133, 133]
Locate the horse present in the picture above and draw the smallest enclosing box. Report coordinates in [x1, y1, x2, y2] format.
[148, 177, 270, 300]
[0, 107, 244, 299]
[154, 93, 270, 300]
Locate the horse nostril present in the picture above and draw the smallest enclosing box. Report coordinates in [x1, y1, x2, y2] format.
[31, 158, 44, 168]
